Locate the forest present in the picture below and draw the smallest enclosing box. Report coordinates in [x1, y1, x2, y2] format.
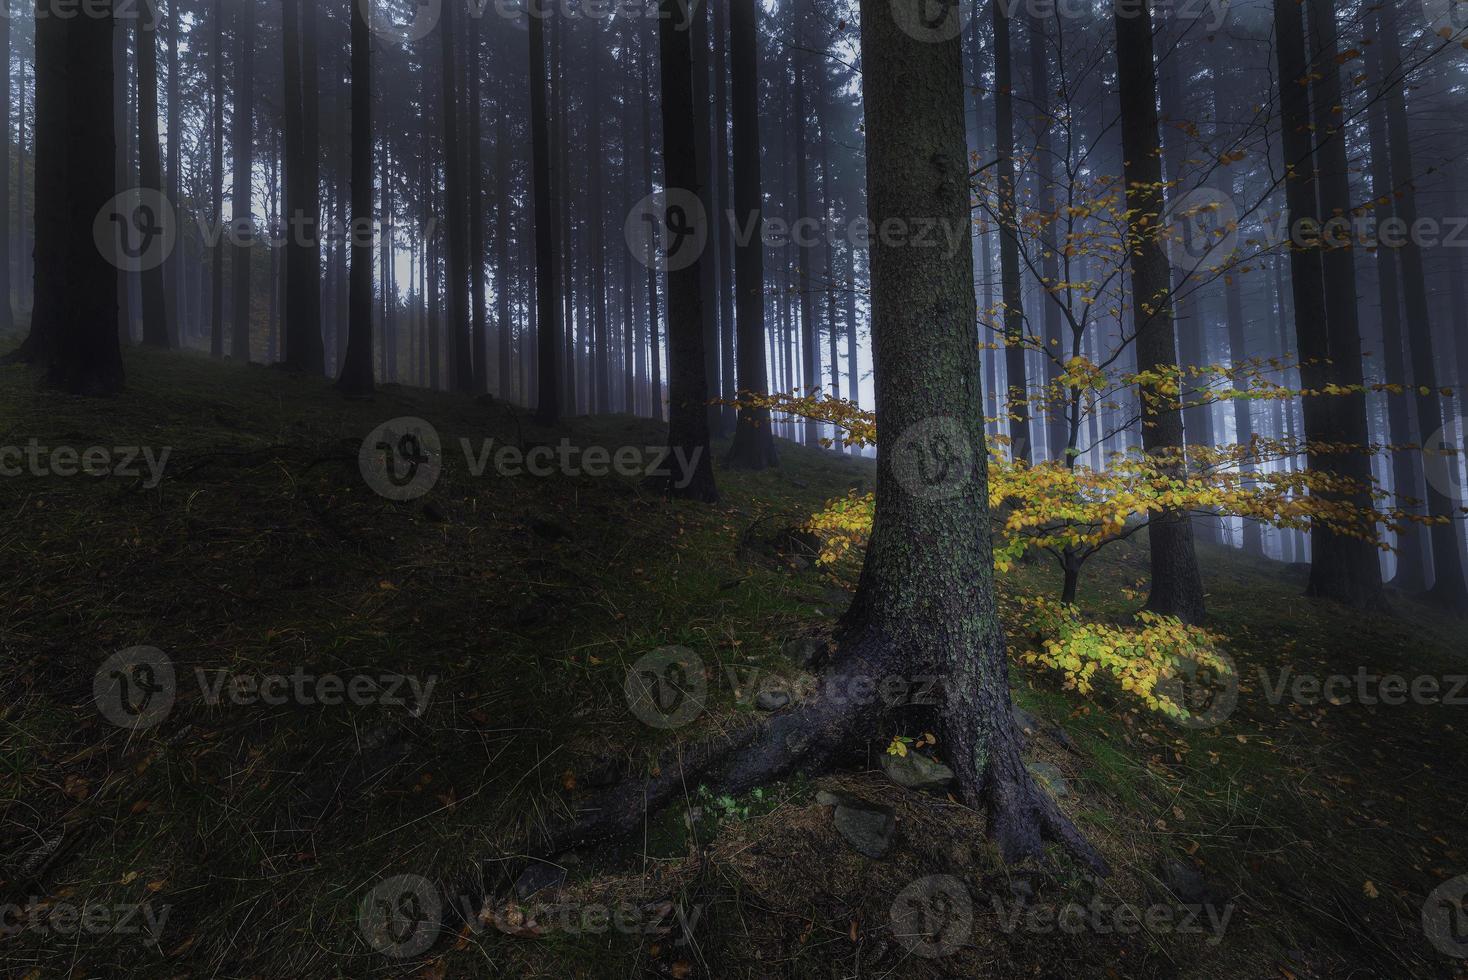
[1, 0, 1467, 975]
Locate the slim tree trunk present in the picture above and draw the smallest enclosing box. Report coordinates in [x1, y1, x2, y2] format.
[469, 11, 489, 394]
[230, 0, 255, 362]
[531, 9, 560, 424]
[1113, 0, 1207, 623]
[992, 0, 1030, 462]
[440, 0, 472, 393]
[136, 5, 169, 348]
[282, 0, 324, 373]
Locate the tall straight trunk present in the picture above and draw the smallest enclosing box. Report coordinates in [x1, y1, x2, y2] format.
[1272, 0, 1382, 606]
[136, 6, 169, 347]
[166, 0, 180, 344]
[494, 33, 514, 401]
[1377, 1, 1468, 605]
[588, 53, 609, 412]
[1027, 13, 1064, 462]
[850, 0, 1100, 869]
[113, 14, 129, 344]
[690, 0, 722, 437]
[439, 0, 472, 392]
[641, 49, 663, 422]
[992, 0, 1029, 462]
[530, 9, 560, 424]
[230, 0, 255, 362]
[714, 0, 737, 434]
[724, 0, 777, 469]
[658, 0, 718, 501]
[39, 0, 122, 392]
[282, 0, 324, 373]
[1364, 39, 1429, 590]
[209, 0, 224, 358]
[337, 0, 373, 397]
[0, 9, 10, 332]
[793, 41, 819, 447]
[1113, 0, 1206, 623]
[469, 12, 488, 394]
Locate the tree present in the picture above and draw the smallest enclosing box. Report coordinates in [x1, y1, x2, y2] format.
[137, 0, 170, 348]
[723, 0, 778, 470]
[230, 0, 256, 362]
[282, 0, 325, 373]
[336, 0, 373, 399]
[1113, 0, 1206, 623]
[44, 0, 123, 393]
[656, 0, 718, 501]
[0, 7, 11, 333]
[209, 0, 225, 359]
[992, 0, 1030, 462]
[530, 6, 561, 425]
[469, 11, 489, 395]
[440, 0, 472, 393]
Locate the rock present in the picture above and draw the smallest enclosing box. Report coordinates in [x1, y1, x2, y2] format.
[1008, 877, 1036, 904]
[781, 637, 827, 669]
[514, 861, 567, 900]
[1026, 761, 1071, 799]
[756, 689, 791, 711]
[815, 789, 864, 807]
[1012, 706, 1041, 737]
[1156, 857, 1220, 906]
[832, 802, 896, 858]
[880, 751, 955, 791]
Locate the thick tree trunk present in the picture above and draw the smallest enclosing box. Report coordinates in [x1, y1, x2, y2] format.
[1271, 0, 1384, 608]
[724, 0, 778, 470]
[44, 0, 123, 393]
[1114, 0, 1207, 623]
[336, 0, 373, 399]
[1377, 1, 1468, 607]
[657, 0, 718, 501]
[282, 0, 324, 373]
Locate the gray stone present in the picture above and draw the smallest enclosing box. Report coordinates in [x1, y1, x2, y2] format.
[1026, 761, 1071, 799]
[833, 803, 896, 858]
[879, 751, 955, 791]
[756, 689, 791, 711]
[514, 861, 566, 900]
[1012, 706, 1041, 736]
[781, 637, 827, 668]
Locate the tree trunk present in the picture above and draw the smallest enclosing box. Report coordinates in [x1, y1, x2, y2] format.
[282, 0, 324, 373]
[337, 0, 373, 398]
[440, 0, 472, 393]
[657, 0, 718, 501]
[531, 8, 560, 424]
[469, 12, 489, 394]
[230, 0, 255, 362]
[136, 5, 169, 348]
[1377, 0, 1468, 606]
[1113, 0, 1207, 623]
[724, 0, 778, 470]
[992, 0, 1030, 462]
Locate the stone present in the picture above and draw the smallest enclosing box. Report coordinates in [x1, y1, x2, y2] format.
[756, 689, 791, 711]
[1012, 706, 1041, 736]
[879, 751, 955, 791]
[514, 861, 566, 900]
[781, 636, 827, 668]
[833, 803, 896, 858]
[1026, 761, 1071, 799]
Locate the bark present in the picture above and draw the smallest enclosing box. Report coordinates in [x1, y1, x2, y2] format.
[993, 0, 1030, 462]
[469, 12, 489, 395]
[641, 48, 663, 422]
[658, 0, 718, 501]
[1377, 1, 1468, 606]
[724, 0, 779, 470]
[336, 0, 373, 398]
[440, 0, 473, 393]
[1114, 0, 1207, 623]
[793, 37, 819, 448]
[230, 0, 255, 362]
[1271, 0, 1384, 607]
[0, 9, 10, 333]
[209, 0, 224, 359]
[530, 9, 560, 425]
[1028, 13, 1065, 462]
[282, 0, 325, 373]
[714, 0, 737, 435]
[136, 4, 169, 348]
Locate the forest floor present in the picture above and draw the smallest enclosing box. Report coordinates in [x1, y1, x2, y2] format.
[1, 343, 1466, 979]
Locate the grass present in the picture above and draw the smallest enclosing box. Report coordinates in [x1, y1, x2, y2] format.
[0, 343, 1465, 978]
